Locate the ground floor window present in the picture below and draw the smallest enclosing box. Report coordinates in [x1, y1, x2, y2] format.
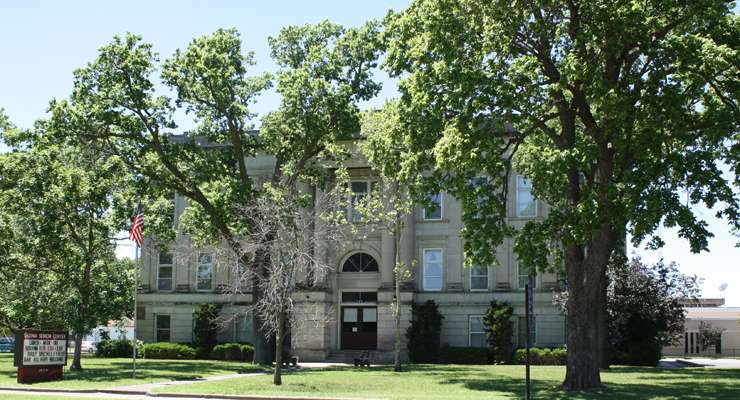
[517, 316, 536, 347]
[469, 315, 486, 347]
[156, 314, 171, 342]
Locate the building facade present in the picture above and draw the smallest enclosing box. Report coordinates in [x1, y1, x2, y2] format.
[663, 303, 740, 358]
[135, 145, 566, 362]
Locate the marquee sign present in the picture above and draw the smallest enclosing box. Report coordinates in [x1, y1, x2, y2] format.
[13, 329, 68, 383]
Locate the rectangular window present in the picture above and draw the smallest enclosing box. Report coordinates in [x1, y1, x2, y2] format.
[518, 264, 537, 290]
[470, 266, 488, 291]
[157, 252, 173, 291]
[348, 181, 370, 222]
[197, 253, 214, 291]
[423, 192, 443, 220]
[423, 249, 443, 291]
[341, 291, 378, 303]
[516, 175, 537, 217]
[518, 316, 536, 347]
[469, 315, 487, 348]
[156, 314, 171, 342]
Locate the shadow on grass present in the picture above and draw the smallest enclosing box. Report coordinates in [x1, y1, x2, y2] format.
[0, 358, 265, 384]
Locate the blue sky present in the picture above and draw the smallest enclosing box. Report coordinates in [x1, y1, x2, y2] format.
[1, 1, 738, 305]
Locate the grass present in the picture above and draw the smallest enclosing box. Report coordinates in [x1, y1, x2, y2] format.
[155, 364, 740, 400]
[0, 353, 265, 389]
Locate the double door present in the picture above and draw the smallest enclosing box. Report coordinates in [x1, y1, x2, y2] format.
[340, 306, 377, 350]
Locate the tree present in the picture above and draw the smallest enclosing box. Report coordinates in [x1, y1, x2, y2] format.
[359, 101, 417, 371]
[69, 24, 381, 365]
[193, 304, 222, 358]
[0, 111, 134, 370]
[233, 185, 347, 385]
[482, 300, 515, 364]
[608, 257, 700, 366]
[697, 321, 724, 353]
[383, 0, 738, 389]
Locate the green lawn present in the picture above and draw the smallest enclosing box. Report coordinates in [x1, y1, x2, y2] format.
[0, 353, 265, 389]
[155, 364, 740, 400]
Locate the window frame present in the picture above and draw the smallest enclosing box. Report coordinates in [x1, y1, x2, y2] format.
[155, 314, 171, 343]
[516, 175, 537, 218]
[422, 192, 444, 220]
[196, 252, 214, 292]
[157, 252, 174, 292]
[517, 263, 538, 290]
[341, 252, 380, 273]
[347, 180, 375, 222]
[470, 265, 489, 291]
[422, 248, 444, 291]
[469, 315, 487, 348]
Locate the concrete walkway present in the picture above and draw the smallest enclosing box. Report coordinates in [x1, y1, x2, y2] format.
[661, 357, 740, 369]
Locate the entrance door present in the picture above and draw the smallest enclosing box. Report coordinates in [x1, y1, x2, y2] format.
[341, 307, 377, 350]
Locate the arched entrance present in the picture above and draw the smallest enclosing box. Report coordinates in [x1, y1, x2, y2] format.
[339, 252, 378, 350]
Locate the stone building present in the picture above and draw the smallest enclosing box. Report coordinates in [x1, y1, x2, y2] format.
[135, 141, 566, 362]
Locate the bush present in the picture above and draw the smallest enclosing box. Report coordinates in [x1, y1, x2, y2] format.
[211, 343, 254, 361]
[193, 304, 221, 358]
[142, 342, 197, 359]
[483, 300, 514, 363]
[438, 345, 489, 364]
[407, 300, 444, 363]
[95, 339, 138, 358]
[610, 338, 662, 366]
[513, 347, 567, 365]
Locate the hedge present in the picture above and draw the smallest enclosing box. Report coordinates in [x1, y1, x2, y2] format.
[95, 339, 139, 358]
[210, 343, 254, 361]
[142, 342, 197, 359]
[438, 345, 490, 364]
[513, 347, 566, 365]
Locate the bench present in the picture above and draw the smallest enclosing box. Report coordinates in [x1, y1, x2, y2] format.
[353, 351, 371, 367]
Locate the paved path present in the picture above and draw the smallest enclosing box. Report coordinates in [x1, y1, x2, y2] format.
[661, 357, 740, 369]
[110, 372, 266, 392]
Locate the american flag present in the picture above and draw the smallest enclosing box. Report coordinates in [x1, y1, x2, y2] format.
[129, 204, 144, 248]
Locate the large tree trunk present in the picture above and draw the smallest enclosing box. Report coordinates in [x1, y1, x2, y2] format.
[273, 311, 285, 385]
[70, 332, 83, 371]
[562, 225, 616, 391]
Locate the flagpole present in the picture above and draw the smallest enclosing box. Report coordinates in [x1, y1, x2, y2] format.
[133, 244, 138, 378]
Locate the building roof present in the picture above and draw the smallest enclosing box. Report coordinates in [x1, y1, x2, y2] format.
[685, 307, 740, 320]
[678, 297, 725, 307]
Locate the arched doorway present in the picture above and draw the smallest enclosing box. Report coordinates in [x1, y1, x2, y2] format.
[340, 252, 378, 350]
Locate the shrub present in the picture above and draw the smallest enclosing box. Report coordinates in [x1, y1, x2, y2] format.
[482, 300, 514, 363]
[438, 345, 489, 364]
[193, 304, 222, 358]
[513, 347, 566, 365]
[95, 339, 139, 358]
[210, 343, 254, 361]
[142, 342, 197, 359]
[407, 300, 444, 363]
[610, 338, 662, 366]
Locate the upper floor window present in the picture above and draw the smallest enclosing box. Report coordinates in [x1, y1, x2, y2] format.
[197, 253, 214, 291]
[423, 192, 443, 220]
[157, 252, 173, 291]
[469, 315, 486, 347]
[470, 266, 488, 291]
[342, 252, 379, 273]
[423, 249, 443, 291]
[471, 176, 489, 218]
[516, 175, 537, 217]
[348, 181, 374, 222]
[518, 264, 537, 290]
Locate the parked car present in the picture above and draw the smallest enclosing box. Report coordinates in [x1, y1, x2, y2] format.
[0, 337, 14, 353]
[81, 340, 98, 353]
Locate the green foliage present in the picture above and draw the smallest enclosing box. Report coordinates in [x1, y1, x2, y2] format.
[95, 339, 140, 358]
[513, 348, 567, 365]
[607, 257, 699, 366]
[193, 304, 221, 358]
[406, 300, 444, 363]
[438, 345, 489, 365]
[482, 301, 514, 363]
[211, 343, 254, 361]
[142, 342, 197, 359]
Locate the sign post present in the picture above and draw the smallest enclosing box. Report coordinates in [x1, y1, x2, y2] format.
[14, 329, 68, 384]
[525, 275, 533, 400]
